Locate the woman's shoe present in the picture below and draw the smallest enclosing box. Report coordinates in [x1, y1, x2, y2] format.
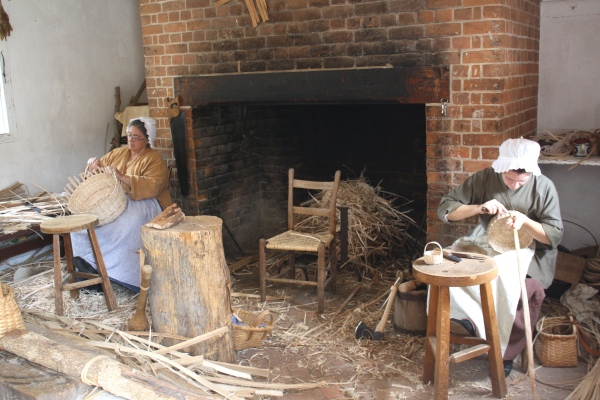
[450, 318, 476, 336]
[503, 360, 513, 377]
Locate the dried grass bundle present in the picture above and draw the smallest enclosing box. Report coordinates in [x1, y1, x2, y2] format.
[0, 0, 12, 41]
[0, 192, 69, 234]
[0, 182, 28, 202]
[294, 175, 415, 275]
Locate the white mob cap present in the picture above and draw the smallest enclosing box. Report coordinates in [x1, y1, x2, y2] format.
[127, 117, 157, 148]
[491, 138, 541, 176]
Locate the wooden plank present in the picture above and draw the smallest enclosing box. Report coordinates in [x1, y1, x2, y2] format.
[175, 67, 450, 106]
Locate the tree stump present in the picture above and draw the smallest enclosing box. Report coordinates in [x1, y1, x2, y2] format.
[141, 216, 235, 362]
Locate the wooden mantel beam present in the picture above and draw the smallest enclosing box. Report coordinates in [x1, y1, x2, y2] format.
[174, 66, 450, 107]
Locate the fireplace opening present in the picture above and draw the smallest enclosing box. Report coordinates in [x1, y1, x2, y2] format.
[192, 102, 426, 258]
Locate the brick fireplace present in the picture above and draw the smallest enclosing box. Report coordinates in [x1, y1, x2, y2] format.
[139, 0, 541, 256]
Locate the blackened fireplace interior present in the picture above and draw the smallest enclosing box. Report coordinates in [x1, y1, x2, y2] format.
[176, 67, 449, 257]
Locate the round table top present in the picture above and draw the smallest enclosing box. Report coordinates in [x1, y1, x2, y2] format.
[40, 214, 99, 234]
[412, 253, 498, 287]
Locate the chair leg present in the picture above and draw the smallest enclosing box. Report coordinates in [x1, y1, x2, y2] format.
[52, 234, 64, 316]
[288, 251, 296, 280]
[480, 282, 507, 398]
[329, 240, 337, 293]
[423, 284, 438, 384]
[259, 238, 267, 302]
[87, 228, 118, 312]
[317, 243, 326, 314]
[62, 233, 78, 299]
[433, 286, 451, 400]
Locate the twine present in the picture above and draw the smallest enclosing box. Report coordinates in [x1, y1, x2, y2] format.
[80, 355, 111, 386]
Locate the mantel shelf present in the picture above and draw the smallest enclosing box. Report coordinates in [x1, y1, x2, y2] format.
[538, 155, 600, 166]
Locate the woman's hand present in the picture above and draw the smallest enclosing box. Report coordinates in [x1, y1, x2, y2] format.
[480, 199, 509, 216]
[86, 157, 102, 171]
[107, 166, 131, 188]
[505, 211, 527, 230]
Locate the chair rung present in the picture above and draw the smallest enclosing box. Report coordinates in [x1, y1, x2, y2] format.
[450, 344, 491, 364]
[266, 277, 318, 287]
[63, 277, 103, 291]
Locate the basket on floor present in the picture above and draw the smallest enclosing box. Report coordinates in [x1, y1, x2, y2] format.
[232, 309, 274, 351]
[0, 283, 25, 337]
[66, 166, 126, 226]
[534, 315, 578, 367]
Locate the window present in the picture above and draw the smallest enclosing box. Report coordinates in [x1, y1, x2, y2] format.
[0, 50, 16, 143]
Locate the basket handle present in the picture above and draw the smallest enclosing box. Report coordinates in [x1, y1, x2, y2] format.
[424, 241, 442, 253]
[249, 310, 274, 329]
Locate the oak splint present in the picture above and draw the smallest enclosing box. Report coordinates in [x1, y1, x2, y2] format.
[141, 216, 235, 362]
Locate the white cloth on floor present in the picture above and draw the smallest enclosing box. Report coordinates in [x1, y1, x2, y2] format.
[71, 197, 161, 288]
[446, 225, 534, 356]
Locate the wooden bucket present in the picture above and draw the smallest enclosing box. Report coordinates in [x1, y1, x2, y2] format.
[393, 281, 427, 335]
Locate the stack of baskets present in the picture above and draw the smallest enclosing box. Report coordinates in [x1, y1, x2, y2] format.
[65, 167, 126, 226]
[0, 282, 25, 337]
[535, 315, 578, 368]
[232, 309, 274, 351]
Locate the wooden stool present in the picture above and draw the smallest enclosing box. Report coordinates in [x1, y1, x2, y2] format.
[413, 255, 507, 400]
[40, 214, 117, 315]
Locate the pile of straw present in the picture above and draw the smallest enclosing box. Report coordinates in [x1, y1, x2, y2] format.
[295, 176, 416, 276]
[0, 183, 69, 234]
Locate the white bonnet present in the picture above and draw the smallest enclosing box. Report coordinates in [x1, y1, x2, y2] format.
[127, 117, 157, 148]
[492, 138, 541, 175]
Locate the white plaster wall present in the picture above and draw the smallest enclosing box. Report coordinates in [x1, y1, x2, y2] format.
[538, 0, 600, 252]
[0, 0, 146, 194]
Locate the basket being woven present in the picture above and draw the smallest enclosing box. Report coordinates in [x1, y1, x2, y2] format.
[0, 283, 25, 337]
[232, 309, 274, 351]
[487, 212, 533, 253]
[66, 166, 126, 226]
[534, 315, 578, 368]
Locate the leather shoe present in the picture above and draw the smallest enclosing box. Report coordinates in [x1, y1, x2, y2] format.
[450, 318, 476, 337]
[503, 360, 513, 377]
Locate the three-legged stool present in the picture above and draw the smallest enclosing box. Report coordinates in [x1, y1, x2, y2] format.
[40, 214, 117, 315]
[413, 255, 506, 400]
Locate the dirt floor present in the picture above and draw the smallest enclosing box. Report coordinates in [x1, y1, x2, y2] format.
[0, 252, 595, 399]
[230, 266, 590, 400]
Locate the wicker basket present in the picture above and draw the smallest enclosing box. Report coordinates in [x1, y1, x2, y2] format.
[66, 167, 127, 226]
[0, 283, 25, 337]
[423, 241, 443, 265]
[232, 309, 274, 351]
[534, 315, 578, 368]
[487, 212, 533, 253]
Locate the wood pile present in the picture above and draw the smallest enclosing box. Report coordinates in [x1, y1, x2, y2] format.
[0, 182, 69, 234]
[294, 175, 416, 276]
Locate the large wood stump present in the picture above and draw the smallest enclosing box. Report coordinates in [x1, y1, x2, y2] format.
[141, 216, 235, 362]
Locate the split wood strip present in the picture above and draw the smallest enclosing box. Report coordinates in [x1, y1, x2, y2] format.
[231, 292, 288, 301]
[565, 358, 600, 400]
[201, 374, 325, 390]
[88, 341, 242, 400]
[153, 326, 228, 355]
[0, 330, 204, 400]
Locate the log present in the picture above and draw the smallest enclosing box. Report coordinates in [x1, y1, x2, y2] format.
[141, 216, 235, 362]
[0, 330, 208, 400]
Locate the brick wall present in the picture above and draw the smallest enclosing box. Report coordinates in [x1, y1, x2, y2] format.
[138, 0, 541, 250]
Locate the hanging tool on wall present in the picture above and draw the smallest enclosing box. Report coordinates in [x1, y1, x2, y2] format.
[168, 96, 189, 196]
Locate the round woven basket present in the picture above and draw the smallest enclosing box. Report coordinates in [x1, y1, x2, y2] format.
[232, 309, 274, 351]
[534, 315, 578, 368]
[67, 167, 126, 226]
[487, 212, 533, 253]
[0, 283, 26, 337]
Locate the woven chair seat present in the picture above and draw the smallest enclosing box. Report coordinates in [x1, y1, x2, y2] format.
[266, 230, 334, 252]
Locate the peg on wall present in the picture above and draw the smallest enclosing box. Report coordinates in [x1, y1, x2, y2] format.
[441, 98, 448, 116]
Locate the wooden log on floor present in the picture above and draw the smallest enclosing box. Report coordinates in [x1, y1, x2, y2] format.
[141, 216, 235, 362]
[0, 330, 209, 400]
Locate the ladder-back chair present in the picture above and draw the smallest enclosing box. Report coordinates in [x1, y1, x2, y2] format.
[259, 168, 341, 314]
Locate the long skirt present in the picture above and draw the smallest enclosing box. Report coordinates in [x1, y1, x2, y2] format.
[71, 197, 162, 291]
[442, 225, 535, 357]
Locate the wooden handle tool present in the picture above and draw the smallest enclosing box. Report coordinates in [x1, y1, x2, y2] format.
[128, 264, 153, 331]
[375, 283, 399, 334]
[514, 229, 536, 398]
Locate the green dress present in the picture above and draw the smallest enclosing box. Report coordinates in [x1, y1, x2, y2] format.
[438, 167, 563, 289]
